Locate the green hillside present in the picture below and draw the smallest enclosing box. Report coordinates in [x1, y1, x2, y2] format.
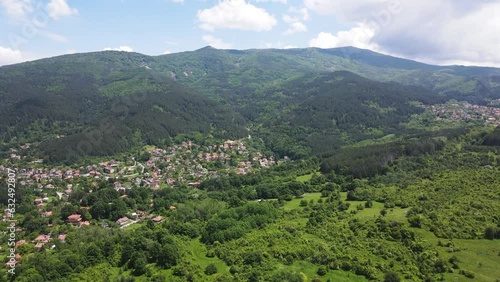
[0, 51, 247, 162]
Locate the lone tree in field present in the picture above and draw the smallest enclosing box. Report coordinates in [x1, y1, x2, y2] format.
[205, 263, 217, 275]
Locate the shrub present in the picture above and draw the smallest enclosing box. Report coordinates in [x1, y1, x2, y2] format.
[384, 271, 401, 282]
[205, 263, 218, 275]
[317, 266, 327, 276]
[459, 269, 475, 279]
[365, 200, 373, 208]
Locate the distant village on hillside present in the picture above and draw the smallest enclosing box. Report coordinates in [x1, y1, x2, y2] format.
[424, 102, 500, 126]
[1, 138, 276, 240]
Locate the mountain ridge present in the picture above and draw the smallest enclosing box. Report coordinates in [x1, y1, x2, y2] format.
[1, 46, 499, 162]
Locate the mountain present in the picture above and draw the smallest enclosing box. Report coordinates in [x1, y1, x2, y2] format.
[156, 46, 500, 104]
[221, 70, 447, 161]
[0, 51, 247, 162]
[1, 46, 499, 161]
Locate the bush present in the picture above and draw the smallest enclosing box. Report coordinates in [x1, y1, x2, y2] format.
[484, 226, 500, 240]
[459, 269, 475, 279]
[205, 263, 218, 275]
[317, 266, 327, 276]
[365, 200, 373, 208]
[229, 266, 239, 275]
[384, 271, 400, 282]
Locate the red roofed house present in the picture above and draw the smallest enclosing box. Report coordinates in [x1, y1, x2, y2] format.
[152, 216, 164, 223]
[79, 221, 90, 227]
[42, 211, 53, 217]
[34, 234, 51, 244]
[66, 214, 82, 225]
[33, 234, 51, 249]
[116, 217, 129, 226]
[15, 240, 26, 249]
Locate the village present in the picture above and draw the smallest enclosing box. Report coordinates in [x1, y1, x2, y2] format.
[1, 138, 276, 265]
[5, 138, 275, 193]
[424, 102, 500, 126]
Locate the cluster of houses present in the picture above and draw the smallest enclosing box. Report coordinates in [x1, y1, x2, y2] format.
[5, 232, 68, 266]
[6, 138, 275, 196]
[5, 138, 274, 192]
[426, 102, 500, 126]
[141, 139, 275, 186]
[114, 213, 168, 228]
[1, 138, 275, 267]
[66, 214, 90, 227]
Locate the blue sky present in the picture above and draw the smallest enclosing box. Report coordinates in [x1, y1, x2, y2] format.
[1, 0, 499, 67]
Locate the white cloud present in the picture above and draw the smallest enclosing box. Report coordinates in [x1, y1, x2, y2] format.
[47, 0, 77, 20]
[304, 0, 390, 20]
[284, 22, 307, 35]
[304, 0, 500, 66]
[309, 24, 379, 50]
[103, 46, 134, 52]
[283, 6, 308, 35]
[163, 50, 172, 55]
[260, 41, 299, 49]
[287, 6, 309, 21]
[197, 0, 277, 31]
[171, 0, 183, 3]
[41, 31, 68, 43]
[0, 45, 25, 65]
[0, 0, 33, 18]
[255, 0, 287, 3]
[202, 35, 233, 49]
[282, 14, 296, 24]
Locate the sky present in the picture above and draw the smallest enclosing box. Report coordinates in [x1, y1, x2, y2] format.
[0, 0, 499, 67]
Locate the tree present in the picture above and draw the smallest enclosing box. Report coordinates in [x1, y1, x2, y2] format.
[384, 271, 400, 282]
[83, 243, 103, 267]
[131, 252, 148, 276]
[484, 226, 500, 240]
[14, 268, 44, 282]
[408, 215, 423, 228]
[204, 263, 217, 275]
[317, 266, 327, 276]
[90, 200, 110, 220]
[146, 219, 155, 229]
[60, 204, 77, 220]
[300, 199, 308, 207]
[157, 245, 179, 269]
[22, 215, 48, 234]
[109, 199, 128, 221]
[365, 200, 373, 208]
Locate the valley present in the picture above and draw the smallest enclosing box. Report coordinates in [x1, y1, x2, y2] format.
[0, 47, 499, 282]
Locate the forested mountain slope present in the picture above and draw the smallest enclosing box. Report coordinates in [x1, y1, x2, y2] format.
[1, 46, 499, 161]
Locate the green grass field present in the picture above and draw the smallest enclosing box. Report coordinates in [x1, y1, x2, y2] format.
[296, 172, 320, 183]
[184, 238, 229, 275]
[413, 229, 500, 282]
[283, 193, 323, 210]
[278, 260, 368, 282]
